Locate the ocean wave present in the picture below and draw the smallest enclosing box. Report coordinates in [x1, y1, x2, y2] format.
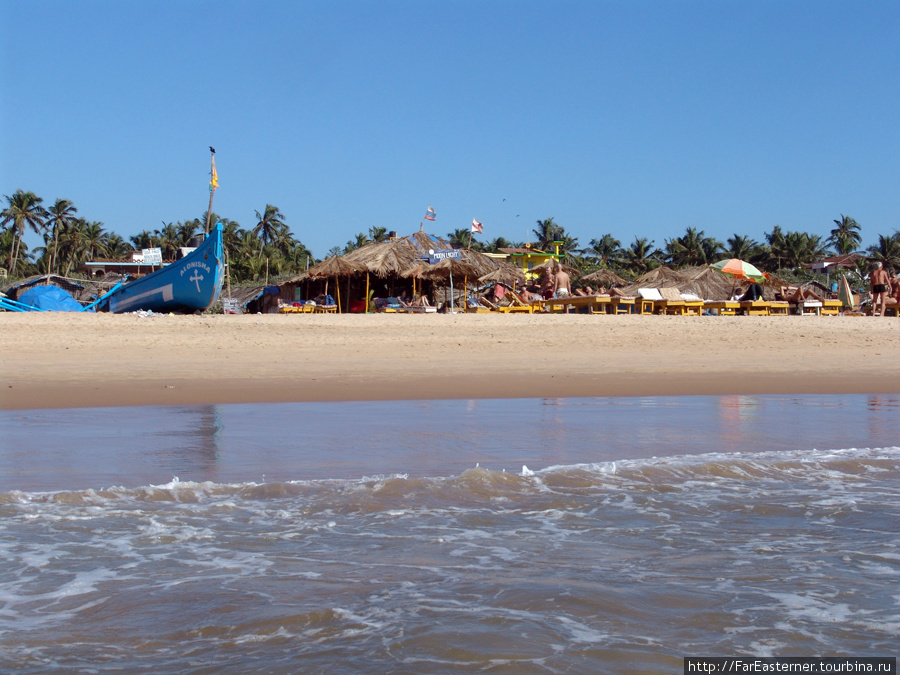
[2, 446, 897, 510]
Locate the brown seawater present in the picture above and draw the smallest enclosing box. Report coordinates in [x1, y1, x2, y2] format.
[1, 395, 898, 673]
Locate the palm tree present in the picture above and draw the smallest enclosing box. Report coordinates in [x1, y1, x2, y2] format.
[45, 198, 78, 274]
[81, 221, 108, 261]
[269, 223, 297, 256]
[665, 227, 721, 267]
[253, 204, 286, 258]
[154, 222, 181, 260]
[532, 218, 562, 250]
[619, 237, 658, 274]
[723, 234, 760, 261]
[483, 236, 513, 253]
[369, 226, 389, 243]
[0, 226, 17, 271]
[130, 230, 155, 250]
[780, 231, 827, 270]
[446, 228, 471, 249]
[765, 225, 788, 271]
[287, 241, 315, 272]
[1, 190, 47, 276]
[344, 232, 370, 253]
[177, 219, 200, 247]
[867, 232, 900, 271]
[828, 214, 862, 255]
[586, 234, 621, 266]
[105, 234, 132, 259]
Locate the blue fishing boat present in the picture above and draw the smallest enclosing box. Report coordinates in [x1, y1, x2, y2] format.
[97, 223, 225, 313]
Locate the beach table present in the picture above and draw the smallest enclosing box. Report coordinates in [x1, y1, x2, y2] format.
[278, 304, 314, 314]
[820, 299, 842, 316]
[738, 301, 772, 316]
[682, 300, 705, 315]
[791, 301, 822, 316]
[607, 296, 635, 314]
[542, 295, 611, 314]
[704, 301, 740, 316]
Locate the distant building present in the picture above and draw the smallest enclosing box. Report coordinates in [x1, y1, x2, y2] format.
[77, 250, 174, 278]
[498, 242, 565, 280]
[808, 253, 864, 277]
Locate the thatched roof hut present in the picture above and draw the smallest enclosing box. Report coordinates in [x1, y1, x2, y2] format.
[580, 268, 628, 288]
[277, 228, 506, 311]
[478, 262, 526, 286]
[620, 266, 687, 295]
[675, 266, 736, 300]
[306, 255, 368, 278]
[341, 228, 500, 279]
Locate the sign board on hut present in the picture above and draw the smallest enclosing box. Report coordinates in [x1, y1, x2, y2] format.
[142, 248, 163, 266]
[428, 249, 461, 264]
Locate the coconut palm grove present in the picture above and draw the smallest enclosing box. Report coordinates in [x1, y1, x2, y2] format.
[2, 188, 899, 287]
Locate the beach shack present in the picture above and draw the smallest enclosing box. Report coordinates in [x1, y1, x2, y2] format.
[498, 242, 565, 282]
[277, 227, 505, 312]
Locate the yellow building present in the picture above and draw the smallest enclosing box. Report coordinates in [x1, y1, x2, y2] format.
[497, 242, 565, 281]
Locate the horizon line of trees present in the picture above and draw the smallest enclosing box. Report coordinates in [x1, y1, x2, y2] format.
[3, 188, 899, 285]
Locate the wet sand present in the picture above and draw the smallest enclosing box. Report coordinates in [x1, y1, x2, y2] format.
[1, 312, 899, 410]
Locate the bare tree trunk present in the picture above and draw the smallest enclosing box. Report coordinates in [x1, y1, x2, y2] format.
[10, 229, 20, 276]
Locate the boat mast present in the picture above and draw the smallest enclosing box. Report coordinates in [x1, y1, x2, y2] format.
[205, 147, 217, 235]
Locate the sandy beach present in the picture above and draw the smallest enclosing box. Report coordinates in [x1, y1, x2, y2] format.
[2, 312, 899, 410]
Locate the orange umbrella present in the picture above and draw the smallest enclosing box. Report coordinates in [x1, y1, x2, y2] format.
[711, 259, 767, 282]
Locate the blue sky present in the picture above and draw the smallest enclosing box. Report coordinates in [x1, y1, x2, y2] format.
[2, 0, 898, 259]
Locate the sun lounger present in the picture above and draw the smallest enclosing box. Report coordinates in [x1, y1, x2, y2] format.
[636, 288, 662, 314]
[768, 301, 790, 316]
[656, 287, 688, 315]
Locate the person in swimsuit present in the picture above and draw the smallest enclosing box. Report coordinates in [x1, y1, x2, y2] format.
[870, 262, 890, 316]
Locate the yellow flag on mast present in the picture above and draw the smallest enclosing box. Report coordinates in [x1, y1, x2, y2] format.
[210, 156, 219, 191]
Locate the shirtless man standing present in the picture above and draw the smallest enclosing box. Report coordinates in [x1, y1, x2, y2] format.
[870, 262, 891, 316]
[553, 263, 571, 298]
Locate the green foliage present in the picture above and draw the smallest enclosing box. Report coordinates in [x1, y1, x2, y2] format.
[5, 188, 898, 287]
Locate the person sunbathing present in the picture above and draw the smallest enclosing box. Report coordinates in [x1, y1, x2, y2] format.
[883, 276, 900, 307]
[779, 286, 823, 303]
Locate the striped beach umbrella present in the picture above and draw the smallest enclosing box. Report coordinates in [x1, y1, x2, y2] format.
[711, 258, 767, 282]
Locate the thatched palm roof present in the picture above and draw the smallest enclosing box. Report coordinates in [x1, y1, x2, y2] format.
[420, 257, 481, 280]
[580, 269, 628, 288]
[479, 262, 526, 286]
[342, 228, 501, 280]
[306, 255, 368, 278]
[620, 266, 687, 294]
[674, 266, 736, 300]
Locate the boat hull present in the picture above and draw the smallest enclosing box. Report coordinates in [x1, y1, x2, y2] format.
[99, 224, 224, 313]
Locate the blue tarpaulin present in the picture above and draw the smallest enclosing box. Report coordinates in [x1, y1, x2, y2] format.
[17, 286, 86, 312]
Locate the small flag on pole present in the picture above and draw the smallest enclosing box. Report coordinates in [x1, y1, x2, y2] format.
[210, 156, 219, 192]
[424, 206, 436, 221]
[471, 218, 483, 234]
